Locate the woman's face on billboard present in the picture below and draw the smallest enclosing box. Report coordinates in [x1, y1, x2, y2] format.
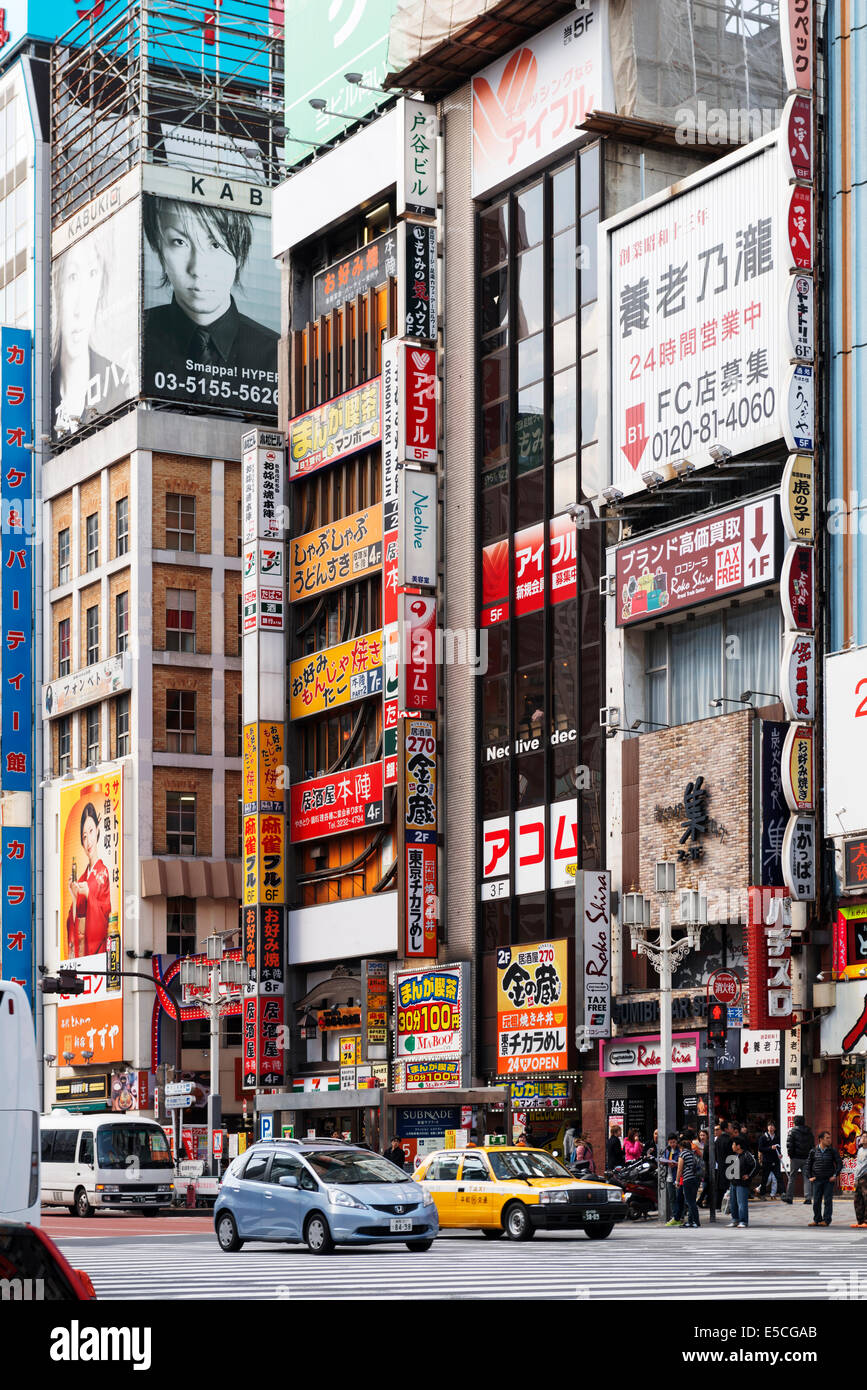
[157, 210, 237, 323]
[59, 240, 102, 358]
[81, 813, 99, 864]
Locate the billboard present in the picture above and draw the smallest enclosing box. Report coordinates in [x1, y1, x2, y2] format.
[288, 379, 382, 481]
[290, 762, 385, 842]
[57, 770, 124, 1066]
[142, 169, 279, 417]
[290, 505, 383, 603]
[289, 630, 383, 719]
[395, 965, 464, 1060]
[283, 0, 400, 163]
[313, 230, 396, 317]
[746, 886, 794, 1030]
[605, 138, 786, 495]
[614, 496, 778, 626]
[482, 514, 576, 626]
[496, 940, 568, 1077]
[51, 193, 140, 441]
[472, 3, 609, 198]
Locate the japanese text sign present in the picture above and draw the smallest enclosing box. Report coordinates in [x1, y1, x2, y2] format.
[395, 965, 464, 1060]
[313, 230, 396, 317]
[289, 378, 382, 481]
[290, 505, 383, 603]
[290, 630, 383, 720]
[290, 762, 385, 843]
[1, 328, 32, 793]
[496, 940, 568, 1077]
[747, 886, 795, 1028]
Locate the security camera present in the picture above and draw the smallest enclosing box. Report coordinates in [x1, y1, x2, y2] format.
[567, 502, 590, 529]
[671, 458, 695, 477]
[708, 443, 732, 464]
[641, 470, 664, 489]
[602, 486, 625, 504]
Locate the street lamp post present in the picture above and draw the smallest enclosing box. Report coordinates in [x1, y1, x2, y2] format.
[624, 865, 707, 1224]
[180, 934, 249, 1178]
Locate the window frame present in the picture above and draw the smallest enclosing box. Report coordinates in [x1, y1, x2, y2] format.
[166, 688, 197, 754]
[166, 790, 197, 856]
[57, 527, 70, 586]
[116, 496, 129, 557]
[166, 493, 197, 552]
[85, 706, 100, 765]
[115, 693, 130, 758]
[115, 590, 129, 654]
[58, 716, 71, 775]
[85, 512, 99, 571]
[58, 617, 71, 677]
[85, 604, 99, 666]
[165, 588, 196, 653]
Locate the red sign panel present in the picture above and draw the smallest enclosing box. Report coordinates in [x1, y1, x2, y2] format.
[787, 94, 812, 182]
[616, 497, 776, 626]
[747, 886, 795, 1030]
[782, 0, 813, 92]
[514, 522, 545, 618]
[405, 843, 438, 957]
[402, 343, 437, 465]
[290, 762, 385, 842]
[787, 186, 812, 270]
[781, 543, 814, 631]
[400, 594, 437, 711]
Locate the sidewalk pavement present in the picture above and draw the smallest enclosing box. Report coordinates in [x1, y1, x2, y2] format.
[658, 1191, 867, 1230]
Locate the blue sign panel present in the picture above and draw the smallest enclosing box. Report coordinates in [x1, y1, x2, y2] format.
[1, 327, 32, 791]
[2, 827, 32, 1000]
[395, 1106, 460, 1139]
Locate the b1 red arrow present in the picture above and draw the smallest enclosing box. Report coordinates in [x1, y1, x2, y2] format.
[621, 403, 649, 471]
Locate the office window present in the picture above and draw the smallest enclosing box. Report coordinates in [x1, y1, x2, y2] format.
[166, 494, 196, 551]
[166, 689, 196, 753]
[222, 1015, 242, 1047]
[166, 791, 196, 855]
[116, 497, 129, 557]
[116, 591, 129, 654]
[86, 605, 99, 665]
[58, 617, 71, 676]
[58, 528, 70, 585]
[58, 716, 71, 775]
[85, 706, 100, 765]
[86, 513, 99, 571]
[166, 896, 196, 956]
[115, 694, 130, 757]
[165, 589, 195, 652]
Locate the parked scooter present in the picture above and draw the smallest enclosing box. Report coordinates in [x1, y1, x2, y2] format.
[604, 1156, 659, 1220]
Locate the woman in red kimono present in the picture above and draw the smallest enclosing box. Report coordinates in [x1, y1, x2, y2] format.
[66, 802, 111, 958]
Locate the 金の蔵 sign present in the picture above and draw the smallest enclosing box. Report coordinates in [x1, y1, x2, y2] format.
[496, 940, 568, 1077]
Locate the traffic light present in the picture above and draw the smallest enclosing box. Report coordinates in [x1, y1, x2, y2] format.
[708, 1000, 727, 1045]
[41, 970, 86, 995]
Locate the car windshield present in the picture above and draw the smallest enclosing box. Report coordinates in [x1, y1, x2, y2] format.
[305, 1151, 408, 1185]
[96, 1124, 173, 1169]
[488, 1150, 575, 1181]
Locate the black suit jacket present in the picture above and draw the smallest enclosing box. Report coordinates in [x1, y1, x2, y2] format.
[143, 296, 278, 405]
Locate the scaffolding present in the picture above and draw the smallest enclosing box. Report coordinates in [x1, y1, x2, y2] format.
[51, 0, 284, 229]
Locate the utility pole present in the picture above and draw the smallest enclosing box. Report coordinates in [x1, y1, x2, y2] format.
[180, 933, 248, 1178]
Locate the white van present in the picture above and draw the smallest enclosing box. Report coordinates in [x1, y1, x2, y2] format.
[41, 1111, 175, 1217]
[0, 980, 40, 1225]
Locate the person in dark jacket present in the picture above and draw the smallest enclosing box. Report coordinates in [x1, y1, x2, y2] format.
[806, 1131, 843, 1227]
[715, 1123, 736, 1210]
[758, 1122, 783, 1199]
[783, 1115, 815, 1204]
[727, 1138, 757, 1228]
[677, 1139, 704, 1228]
[384, 1139, 407, 1171]
[606, 1126, 625, 1171]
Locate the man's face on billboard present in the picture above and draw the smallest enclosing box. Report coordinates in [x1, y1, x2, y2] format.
[157, 208, 237, 324]
[60, 240, 102, 357]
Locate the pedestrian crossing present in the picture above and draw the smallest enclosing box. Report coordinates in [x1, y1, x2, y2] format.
[57, 1227, 867, 1301]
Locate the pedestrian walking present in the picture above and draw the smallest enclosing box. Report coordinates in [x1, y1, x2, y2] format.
[645, 1128, 659, 1160]
[758, 1122, 783, 1199]
[574, 1135, 596, 1173]
[727, 1137, 757, 1228]
[852, 1133, 867, 1228]
[696, 1129, 709, 1206]
[807, 1131, 843, 1227]
[662, 1134, 683, 1225]
[623, 1129, 643, 1162]
[384, 1138, 407, 1171]
[715, 1122, 736, 1212]
[677, 1138, 704, 1228]
[606, 1125, 625, 1171]
[783, 1114, 815, 1204]
[563, 1122, 578, 1164]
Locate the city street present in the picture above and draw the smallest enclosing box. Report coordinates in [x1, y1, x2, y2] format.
[49, 1205, 867, 1301]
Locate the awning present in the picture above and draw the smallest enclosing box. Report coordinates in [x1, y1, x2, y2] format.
[50, 1100, 111, 1113]
[255, 1089, 383, 1113]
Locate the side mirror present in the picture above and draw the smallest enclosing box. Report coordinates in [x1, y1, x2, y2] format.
[278, 1174, 299, 1189]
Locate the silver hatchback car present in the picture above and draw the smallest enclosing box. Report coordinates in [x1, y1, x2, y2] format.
[214, 1140, 439, 1254]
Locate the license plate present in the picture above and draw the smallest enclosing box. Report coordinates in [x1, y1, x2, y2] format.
[390, 1218, 412, 1233]
[584, 1209, 600, 1221]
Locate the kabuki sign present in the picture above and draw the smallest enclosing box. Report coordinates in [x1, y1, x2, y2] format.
[615, 496, 777, 625]
[747, 886, 795, 1029]
[606, 139, 785, 496]
[496, 940, 568, 1077]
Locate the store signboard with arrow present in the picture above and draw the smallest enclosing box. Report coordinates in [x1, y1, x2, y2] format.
[615, 493, 779, 627]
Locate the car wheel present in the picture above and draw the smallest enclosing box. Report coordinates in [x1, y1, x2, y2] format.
[216, 1213, 244, 1252]
[304, 1213, 334, 1255]
[74, 1188, 94, 1219]
[406, 1239, 434, 1251]
[584, 1222, 614, 1240]
[626, 1203, 643, 1221]
[504, 1202, 535, 1241]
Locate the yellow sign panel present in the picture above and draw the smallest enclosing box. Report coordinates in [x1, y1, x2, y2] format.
[290, 631, 384, 720]
[781, 454, 814, 543]
[496, 939, 569, 1077]
[243, 813, 285, 907]
[289, 505, 383, 603]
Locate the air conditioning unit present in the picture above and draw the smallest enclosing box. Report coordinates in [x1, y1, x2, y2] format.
[599, 575, 617, 598]
[599, 706, 620, 730]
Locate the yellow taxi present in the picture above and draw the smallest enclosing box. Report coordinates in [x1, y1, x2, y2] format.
[413, 1145, 628, 1241]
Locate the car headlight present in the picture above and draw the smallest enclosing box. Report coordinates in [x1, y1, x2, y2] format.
[422, 1188, 434, 1207]
[157, 1185, 173, 1193]
[327, 1188, 368, 1210]
[96, 1184, 119, 1193]
[607, 1189, 623, 1202]
[539, 1190, 569, 1204]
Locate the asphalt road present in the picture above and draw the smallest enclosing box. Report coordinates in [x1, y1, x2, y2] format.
[50, 1207, 867, 1302]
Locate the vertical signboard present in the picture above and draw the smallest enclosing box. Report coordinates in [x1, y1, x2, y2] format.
[400, 718, 438, 958]
[747, 886, 795, 1029]
[381, 339, 400, 787]
[242, 428, 287, 1089]
[398, 100, 438, 219]
[401, 221, 437, 342]
[57, 771, 124, 1065]
[398, 469, 437, 587]
[0, 327, 33, 999]
[580, 870, 611, 1039]
[760, 721, 787, 887]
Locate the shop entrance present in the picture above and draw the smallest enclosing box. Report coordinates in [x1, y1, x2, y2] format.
[298, 1111, 368, 1144]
